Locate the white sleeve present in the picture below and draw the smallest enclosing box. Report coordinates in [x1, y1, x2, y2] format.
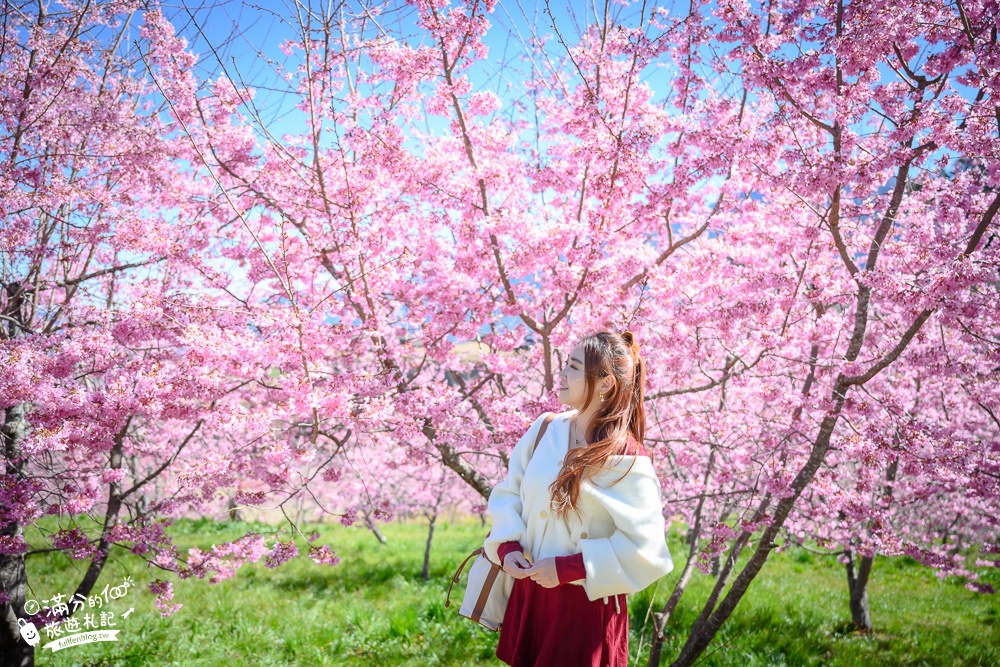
[579, 467, 674, 600]
[482, 413, 547, 564]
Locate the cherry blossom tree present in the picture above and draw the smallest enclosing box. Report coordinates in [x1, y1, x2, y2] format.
[0, 3, 352, 663]
[627, 0, 1000, 663]
[189, 1, 998, 662]
[3, 1, 999, 667]
[791, 345, 1000, 632]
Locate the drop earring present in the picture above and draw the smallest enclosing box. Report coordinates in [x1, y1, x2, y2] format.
[599, 392, 605, 402]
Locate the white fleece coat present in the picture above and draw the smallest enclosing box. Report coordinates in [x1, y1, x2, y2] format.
[484, 409, 674, 601]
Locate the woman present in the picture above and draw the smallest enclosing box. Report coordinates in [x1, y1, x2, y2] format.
[483, 331, 674, 667]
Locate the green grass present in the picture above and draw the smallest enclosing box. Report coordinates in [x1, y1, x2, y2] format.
[25, 517, 1000, 666]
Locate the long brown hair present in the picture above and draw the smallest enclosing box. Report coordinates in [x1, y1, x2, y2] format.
[550, 331, 647, 517]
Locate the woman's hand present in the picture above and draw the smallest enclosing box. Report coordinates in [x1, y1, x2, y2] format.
[502, 551, 532, 579]
[524, 557, 560, 588]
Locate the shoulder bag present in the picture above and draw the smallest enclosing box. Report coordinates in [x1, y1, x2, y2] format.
[444, 411, 557, 631]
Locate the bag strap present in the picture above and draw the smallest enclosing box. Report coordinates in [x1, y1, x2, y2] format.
[470, 558, 502, 624]
[445, 547, 484, 608]
[530, 412, 557, 459]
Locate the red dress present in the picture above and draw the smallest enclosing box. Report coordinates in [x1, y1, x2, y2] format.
[496, 574, 629, 667]
[494, 440, 647, 667]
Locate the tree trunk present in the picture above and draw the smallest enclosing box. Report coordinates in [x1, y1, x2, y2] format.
[710, 554, 722, 578]
[647, 447, 718, 667]
[1, 285, 34, 666]
[669, 395, 848, 667]
[845, 549, 874, 632]
[842, 457, 892, 633]
[363, 511, 387, 545]
[227, 497, 243, 522]
[1, 403, 33, 667]
[422, 418, 493, 499]
[647, 548, 699, 667]
[421, 510, 437, 581]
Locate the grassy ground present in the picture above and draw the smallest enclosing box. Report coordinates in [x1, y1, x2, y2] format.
[26, 517, 1000, 666]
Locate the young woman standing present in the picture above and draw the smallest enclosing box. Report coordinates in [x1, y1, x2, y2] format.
[483, 331, 674, 667]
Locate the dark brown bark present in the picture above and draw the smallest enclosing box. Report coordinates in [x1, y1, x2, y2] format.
[422, 417, 494, 499]
[843, 456, 897, 632]
[1, 272, 34, 666]
[1, 403, 33, 667]
[845, 550, 874, 632]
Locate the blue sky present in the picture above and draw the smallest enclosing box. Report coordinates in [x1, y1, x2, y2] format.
[156, 0, 684, 135]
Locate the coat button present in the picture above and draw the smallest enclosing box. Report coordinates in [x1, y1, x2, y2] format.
[539, 510, 547, 519]
[580, 532, 588, 539]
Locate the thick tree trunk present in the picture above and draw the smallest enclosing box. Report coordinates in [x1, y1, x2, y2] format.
[1, 416, 129, 667]
[1, 403, 33, 667]
[845, 549, 874, 632]
[421, 510, 437, 581]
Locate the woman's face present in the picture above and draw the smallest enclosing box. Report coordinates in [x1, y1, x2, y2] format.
[557, 343, 588, 409]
